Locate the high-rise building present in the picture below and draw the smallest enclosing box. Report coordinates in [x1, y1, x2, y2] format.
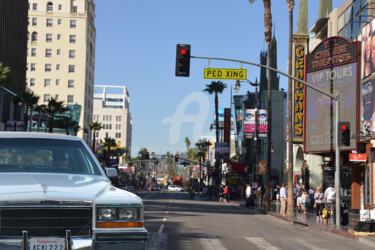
[26, 0, 96, 140]
[93, 85, 132, 156]
[0, 0, 28, 129]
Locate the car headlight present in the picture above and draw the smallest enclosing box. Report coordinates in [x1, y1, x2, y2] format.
[96, 205, 144, 228]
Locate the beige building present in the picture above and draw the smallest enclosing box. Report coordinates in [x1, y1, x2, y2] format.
[26, 0, 96, 140]
[93, 85, 132, 156]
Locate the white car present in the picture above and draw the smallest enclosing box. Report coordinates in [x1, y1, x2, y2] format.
[168, 185, 184, 192]
[0, 132, 148, 250]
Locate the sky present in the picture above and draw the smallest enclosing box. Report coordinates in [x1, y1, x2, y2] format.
[93, 0, 343, 157]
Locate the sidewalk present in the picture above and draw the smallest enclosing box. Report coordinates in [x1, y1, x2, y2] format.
[229, 199, 375, 248]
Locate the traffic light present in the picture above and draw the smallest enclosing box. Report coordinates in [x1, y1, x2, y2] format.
[145, 152, 149, 159]
[175, 44, 191, 77]
[339, 121, 350, 146]
[174, 154, 179, 162]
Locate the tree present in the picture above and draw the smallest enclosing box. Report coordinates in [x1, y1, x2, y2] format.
[203, 81, 227, 187]
[185, 137, 191, 159]
[44, 97, 68, 133]
[249, 0, 273, 211]
[165, 151, 177, 178]
[88, 121, 103, 152]
[196, 139, 212, 187]
[0, 62, 10, 86]
[103, 137, 117, 166]
[287, 0, 295, 217]
[22, 91, 39, 131]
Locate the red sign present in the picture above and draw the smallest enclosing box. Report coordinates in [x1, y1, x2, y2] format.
[349, 153, 366, 162]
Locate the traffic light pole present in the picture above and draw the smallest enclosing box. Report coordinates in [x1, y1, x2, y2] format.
[191, 55, 342, 228]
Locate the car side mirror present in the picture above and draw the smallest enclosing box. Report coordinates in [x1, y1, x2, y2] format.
[105, 167, 117, 178]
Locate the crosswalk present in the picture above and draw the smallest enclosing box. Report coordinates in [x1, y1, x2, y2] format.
[147, 233, 334, 250]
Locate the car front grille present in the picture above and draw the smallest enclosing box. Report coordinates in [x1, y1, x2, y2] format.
[0, 207, 92, 237]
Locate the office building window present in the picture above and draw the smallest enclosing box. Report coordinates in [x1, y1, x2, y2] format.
[58, 19, 62, 25]
[68, 65, 75, 73]
[44, 79, 51, 87]
[30, 78, 35, 87]
[69, 35, 76, 43]
[31, 32, 38, 42]
[27, 48, 29, 56]
[116, 124, 121, 130]
[32, 17, 37, 26]
[72, 6, 78, 13]
[46, 33, 52, 42]
[31, 48, 36, 56]
[46, 18, 53, 27]
[47, 2, 53, 11]
[58, 4, 62, 10]
[115, 133, 121, 138]
[105, 132, 108, 138]
[57, 34, 61, 40]
[26, 63, 28, 71]
[56, 79, 60, 85]
[68, 80, 75, 88]
[69, 50, 75, 58]
[44, 94, 51, 102]
[55, 94, 59, 100]
[56, 64, 60, 70]
[45, 49, 52, 57]
[116, 116, 122, 122]
[70, 20, 76, 28]
[67, 95, 74, 103]
[57, 49, 61, 55]
[45, 64, 52, 72]
[31, 63, 36, 71]
[33, 3, 37, 10]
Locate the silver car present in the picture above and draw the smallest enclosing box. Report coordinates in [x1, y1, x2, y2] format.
[168, 185, 184, 192]
[0, 132, 148, 249]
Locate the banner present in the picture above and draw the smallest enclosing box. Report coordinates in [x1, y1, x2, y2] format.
[243, 109, 268, 138]
[215, 142, 229, 160]
[293, 44, 305, 142]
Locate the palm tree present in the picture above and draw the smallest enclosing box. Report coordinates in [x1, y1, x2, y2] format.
[88, 121, 103, 152]
[44, 97, 68, 133]
[185, 137, 191, 159]
[196, 139, 211, 187]
[22, 91, 39, 131]
[287, 0, 295, 217]
[203, 81, 227, 187]
[103, 137, 117, 166]
[249, 0, 273, 211]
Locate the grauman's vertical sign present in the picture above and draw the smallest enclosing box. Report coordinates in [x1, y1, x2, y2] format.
[293, 44, 305, 141]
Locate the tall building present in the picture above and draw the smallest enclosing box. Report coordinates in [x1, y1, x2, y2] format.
[93, 85, 132, 156]
[26, 0, 96, 140]
[0, 0, 28, 129]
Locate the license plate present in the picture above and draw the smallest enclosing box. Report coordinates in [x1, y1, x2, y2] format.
[30, 237, 65, 250]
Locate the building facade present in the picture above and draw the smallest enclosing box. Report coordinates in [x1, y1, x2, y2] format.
[26, 0, 96, 140]
[93, 85, 132, 156]
[0, 0, 28, 129]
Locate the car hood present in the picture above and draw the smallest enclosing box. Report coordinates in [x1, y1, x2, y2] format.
[0, 173, 142, 205]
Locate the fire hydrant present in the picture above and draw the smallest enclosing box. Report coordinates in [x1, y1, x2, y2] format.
[322, 208, 330, 224]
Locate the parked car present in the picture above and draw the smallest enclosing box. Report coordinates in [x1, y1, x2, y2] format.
[151, 184, 160, 191]
[168, 185, 184, 192]
[0, 132, 148, 249]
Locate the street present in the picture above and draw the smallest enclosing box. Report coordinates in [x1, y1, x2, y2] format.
[137, 191, 367, 250]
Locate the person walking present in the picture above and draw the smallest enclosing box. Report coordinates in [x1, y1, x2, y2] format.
[223, 185, 229, 203]
[314, 186, 324, 223]
[295, 184, 303, 212]
[308, 187, 315, 212]
[279, 183, 287, 216]
[324, 184, 336, 223]
[301, 189, 310, 214]
[245, 184, 252, 199]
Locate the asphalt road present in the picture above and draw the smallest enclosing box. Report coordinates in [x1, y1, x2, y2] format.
[137, 191, 368, 250]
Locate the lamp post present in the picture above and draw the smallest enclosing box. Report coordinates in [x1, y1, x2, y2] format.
[235, 78, 260, 183]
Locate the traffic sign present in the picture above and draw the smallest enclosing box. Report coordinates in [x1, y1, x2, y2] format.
[204, 68, 247, 80]
[258, 160, 266, 175]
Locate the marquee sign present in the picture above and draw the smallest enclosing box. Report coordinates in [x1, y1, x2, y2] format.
[293, 44, 305, 142]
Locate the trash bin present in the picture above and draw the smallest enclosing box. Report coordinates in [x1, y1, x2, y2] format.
[341, 202, 349, 226]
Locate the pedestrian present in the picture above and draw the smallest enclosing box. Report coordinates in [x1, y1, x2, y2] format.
[279, 183, 287, 216]
[324, 184, 336, 223]
[224, 185, 229, 203]
[314, 186, 324, 223]
[276, 185, 280, 203]
[245, 184, 251, 200]
[308, 186, 315, 212]
[295, 184, 303, 212]
[202, 185, 207, 200]
[301, 189, 310, 214]
[260, 185, 266, 206]
[219, 186, 224, 202]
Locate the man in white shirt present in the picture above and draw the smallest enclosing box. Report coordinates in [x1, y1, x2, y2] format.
[245, 184, 251, 199]
[280, 183, 287, 216]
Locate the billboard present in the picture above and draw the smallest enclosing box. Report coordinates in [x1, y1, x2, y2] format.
[361, 80, 375, 136]
[243, 109, 268, 138]
[304, 37, 359, 153]
[362, 19, 375, 79]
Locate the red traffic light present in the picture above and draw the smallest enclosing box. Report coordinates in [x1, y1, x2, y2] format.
[179, 48, 187, 55]
[341, 125, 347, 131]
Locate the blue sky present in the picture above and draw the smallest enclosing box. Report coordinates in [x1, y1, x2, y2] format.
[94, 0, 342, 157]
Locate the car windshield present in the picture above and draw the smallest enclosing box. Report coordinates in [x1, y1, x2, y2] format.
[0, 138, 101, 175]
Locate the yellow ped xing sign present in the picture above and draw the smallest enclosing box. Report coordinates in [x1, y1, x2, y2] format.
[204, 68, 247, 80]
[258, 160, 267, 175]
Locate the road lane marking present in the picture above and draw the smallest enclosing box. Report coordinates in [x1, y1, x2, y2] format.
[163, 218, 166, 221]
[148, 233, 167, 250]
[142, 194, 154, 200]
[200, 236, 227, 250]
[158, 224, 164, 234]
[293, 239, 329, 250]
[245, 237, 280, 250]
[166, 211, 169, 214]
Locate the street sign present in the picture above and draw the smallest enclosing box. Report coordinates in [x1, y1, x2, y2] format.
[180, 162, 190, 166]
[204, 68, 247, 80]
[258, 160, 266, 175]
